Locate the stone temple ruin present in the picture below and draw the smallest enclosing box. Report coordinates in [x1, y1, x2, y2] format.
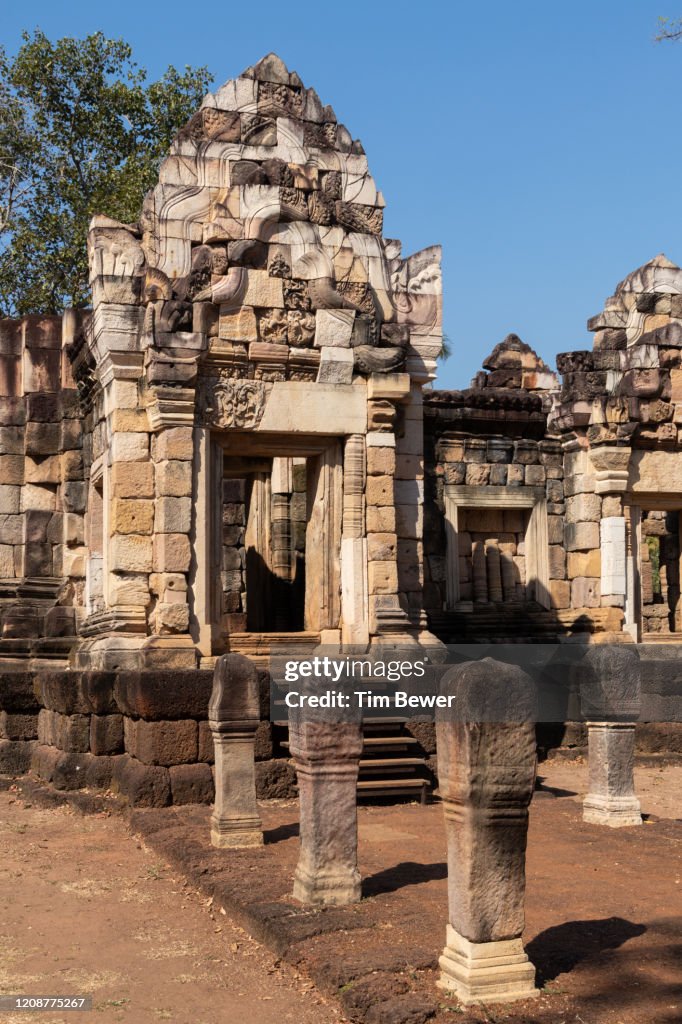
[0, 53, 680, 799]
[2, 49, 681, 1013]
[1, 51, 679, 798]
[0, 54, 675, 798]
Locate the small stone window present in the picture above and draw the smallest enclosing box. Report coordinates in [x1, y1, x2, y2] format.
[443, 485, 550, 610]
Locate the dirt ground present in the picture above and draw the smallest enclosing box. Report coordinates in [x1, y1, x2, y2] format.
[0, 786, 346, 1024]
[0, 760, 680, 1024]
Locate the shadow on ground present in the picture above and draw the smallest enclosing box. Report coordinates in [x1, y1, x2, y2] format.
[363, 860, 447, 897]
[528, 916, 647, 985]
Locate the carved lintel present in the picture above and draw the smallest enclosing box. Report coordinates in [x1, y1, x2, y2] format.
[199, 378, 267, 429]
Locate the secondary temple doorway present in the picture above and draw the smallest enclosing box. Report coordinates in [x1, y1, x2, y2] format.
[195, 432, 343, 658]
[626, 501, 682, 640]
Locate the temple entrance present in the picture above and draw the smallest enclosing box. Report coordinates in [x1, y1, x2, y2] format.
[220, 456, 307, 635]
[192, 430, 343, 660]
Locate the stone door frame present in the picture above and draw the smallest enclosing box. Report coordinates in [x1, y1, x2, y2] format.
[190, 427, 344, 656]
[625, 492, 682, 642]
[443, 485, 550, 609]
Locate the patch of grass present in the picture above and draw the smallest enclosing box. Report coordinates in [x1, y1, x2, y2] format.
[542, 982, 568, 994]
[96, 998, 129, 1011]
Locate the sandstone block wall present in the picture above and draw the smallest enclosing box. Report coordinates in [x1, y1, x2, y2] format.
[21, 668, 290, 806]
[0, 314, 88, 662]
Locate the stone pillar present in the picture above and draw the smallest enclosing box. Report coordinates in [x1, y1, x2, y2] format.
[270, 457, 292, 583]
[436, 658, 539, 1005]
[271, 482, 291, 631]
[583, 722, 641, 827]
[208, 652, 263, 848]
[289, 707, 363, 905]
[579, 644, 642, 827]
[244, 471, 271, 632]
[341, 433, 368, 646]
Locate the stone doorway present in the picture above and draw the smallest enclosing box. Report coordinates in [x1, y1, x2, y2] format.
[220, 456, 307, 635]
[625, 500, 682, 641]
[634, 507, 682, 639]
[192, 431, 343, 660]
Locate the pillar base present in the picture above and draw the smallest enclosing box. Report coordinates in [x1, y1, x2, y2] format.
[210, 815, 263, 849]
[437, 926, 538, 1006]
[293, 866, 361, 906]
[583, 795, 642, 828]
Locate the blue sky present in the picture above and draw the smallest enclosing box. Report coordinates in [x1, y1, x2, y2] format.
[4, 1, 681, 388]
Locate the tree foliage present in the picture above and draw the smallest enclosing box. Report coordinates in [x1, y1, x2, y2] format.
[0, 31, 213, 316]
[655, 16, 682, 41]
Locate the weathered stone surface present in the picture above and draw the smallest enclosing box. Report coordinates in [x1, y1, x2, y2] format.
[110, 462, 155, 499]
[576, 646, 642, 827]
[289, 713, 363, 906]
[366, 475, 393, 506]
[170, 762, 214, 804]
[567, 550, 600, 578]
[583, 723, 642, 827]
[314, 309, 355, 348]
[89, 714, 124, 755]
[112, 755, 171, 807]
[565, 521, 600, 552]
[209, 653, 262, 848]
[155, 497, 192, 534]
[436, 659, 538, 1005]
[366, 506, 396, 533]
[110, 432, 149, 463]
[366, 447, 396, 476]
[566, 493, 601, 523]
[124, 717, 198, 766]
[151, 427, 194, 462]
[368, 561, 398, 594]
[0, 710, 38, 740]
[111, 535, 153, 573]
[114, 671, 212, 719]
[154, 460, 193, 497]
[153, 533, 191, 572]
[316, 347, 354, 383]
[0, 737, 36, 773]
[571, 576, 600, 608]
[111, 499, 154, 535]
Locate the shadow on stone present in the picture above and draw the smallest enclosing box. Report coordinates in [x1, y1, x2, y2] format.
[363, 860, 447, 897]
[527, 916, 647, 985]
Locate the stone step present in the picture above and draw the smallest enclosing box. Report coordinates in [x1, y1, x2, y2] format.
[357, 778, 428, 799]
[281, 723, 431, 800]
[362, 735, 419, 749]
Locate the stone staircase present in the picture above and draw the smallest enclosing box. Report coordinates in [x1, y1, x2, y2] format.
[358, 718, 431, 800]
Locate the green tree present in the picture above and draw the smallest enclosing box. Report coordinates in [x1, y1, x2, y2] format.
[0, 30, 212, 316]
